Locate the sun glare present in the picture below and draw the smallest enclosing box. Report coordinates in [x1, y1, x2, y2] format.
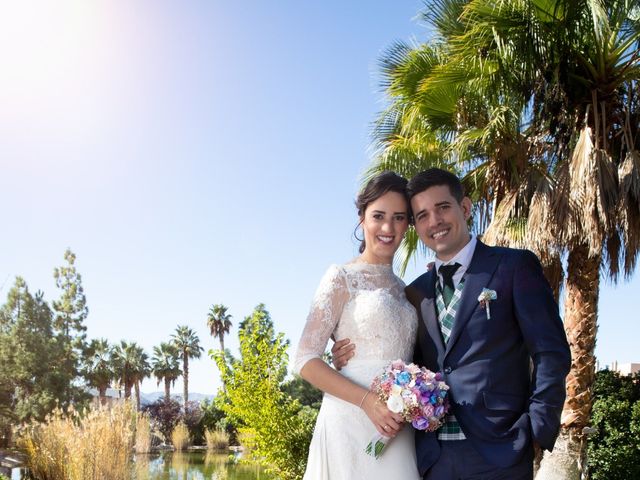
[0, 1, 113, 137]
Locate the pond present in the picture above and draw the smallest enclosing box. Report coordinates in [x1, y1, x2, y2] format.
[10, 451, 275, 480]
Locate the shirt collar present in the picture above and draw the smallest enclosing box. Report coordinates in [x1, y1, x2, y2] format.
[434, 235, 477, 274]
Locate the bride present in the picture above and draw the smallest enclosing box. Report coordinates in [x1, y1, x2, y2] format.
[293, 171, 420, 480]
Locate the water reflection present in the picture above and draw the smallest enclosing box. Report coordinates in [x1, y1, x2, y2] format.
[135, 451, 272, 480]
[12, 452, 271, 480]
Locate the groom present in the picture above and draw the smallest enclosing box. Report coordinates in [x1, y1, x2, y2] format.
[334, 168, 571, 479]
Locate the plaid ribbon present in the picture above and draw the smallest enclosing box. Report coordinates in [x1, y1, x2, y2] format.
[435, 277, 466, 440]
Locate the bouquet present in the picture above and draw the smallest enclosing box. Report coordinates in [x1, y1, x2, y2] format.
[365, 359, 450, 459]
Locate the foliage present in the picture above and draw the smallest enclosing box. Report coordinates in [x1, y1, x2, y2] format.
[587, 370, 640, 479]
[282, 374, 323, 409]
[207, 304, 233, 352]
[81, 338, 114, 404]
[212, 304, 317, 480]
[18, 402, 136, 480]
[171, 421, 190, 452]
[200, 397, 237, 445]
[171, 325, 203, 407]
[151, 342, 181, 401]
[0, 277, 87, 425]
[182, 400, 204, 445]
[205, 427, 230, 450]
[143, 397, 183, 443]
[52, 248, 88, 342]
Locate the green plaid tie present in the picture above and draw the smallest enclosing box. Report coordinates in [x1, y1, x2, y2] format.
[439, 263, 461, 307]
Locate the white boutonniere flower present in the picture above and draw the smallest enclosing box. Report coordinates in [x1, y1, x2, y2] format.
[477, 288, 497, 319]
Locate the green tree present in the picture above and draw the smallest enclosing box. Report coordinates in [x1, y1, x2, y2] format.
[81, 338, 114, 406]
[0, 278, 81, 423]
[282, 375, 323, 410]
[171, 325, 203, 408]
[131, 345, 150, 411]
[52, 248, 88, 341]
[52, 249, 89, 405]
[111, 340, 142, 400]
[211, 304, 316, 480]
[587, 370, 640, 479]
[152, 342, 181, 402]
[369, 1, 640, 475]
[207, 304, 232, 352]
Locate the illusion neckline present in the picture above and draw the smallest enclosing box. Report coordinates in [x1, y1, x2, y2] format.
[344, 261, 394, 272]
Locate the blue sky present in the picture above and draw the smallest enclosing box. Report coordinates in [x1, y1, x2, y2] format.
[0, 1, 637, 395]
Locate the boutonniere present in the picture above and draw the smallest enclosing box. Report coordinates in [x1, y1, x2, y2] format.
[477, 288, 497, 319]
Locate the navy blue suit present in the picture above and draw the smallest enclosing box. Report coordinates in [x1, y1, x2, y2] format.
[406, 241, 571, 476]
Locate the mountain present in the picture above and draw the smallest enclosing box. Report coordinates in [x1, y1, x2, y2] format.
[139, 391, 215, 406]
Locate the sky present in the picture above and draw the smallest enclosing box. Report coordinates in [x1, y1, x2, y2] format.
[1, 0, 637, 396]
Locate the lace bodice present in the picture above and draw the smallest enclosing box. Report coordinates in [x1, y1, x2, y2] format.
[293, 262, 418, 375]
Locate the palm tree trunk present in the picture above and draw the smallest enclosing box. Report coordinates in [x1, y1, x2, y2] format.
[164, 378, 171, 402]
[219, 335, 225, 352]
[183, 355, 189, 408]
[535, 243, 599, 480]
[134, 380, 141, 411]
[125, 381, 132, 400]
[99, 385, 107, 406]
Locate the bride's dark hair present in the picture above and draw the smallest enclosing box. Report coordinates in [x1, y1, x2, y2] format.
[355, 171, 410, 254]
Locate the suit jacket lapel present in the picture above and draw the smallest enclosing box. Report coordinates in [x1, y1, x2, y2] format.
[421, 269, 446, 363]
[444, 241, 501, 357]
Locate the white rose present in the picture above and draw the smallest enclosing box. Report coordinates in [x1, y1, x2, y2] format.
[386, 394, 404, 413]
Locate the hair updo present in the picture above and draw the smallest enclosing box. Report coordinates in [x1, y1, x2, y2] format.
[355, 171, 410, 254]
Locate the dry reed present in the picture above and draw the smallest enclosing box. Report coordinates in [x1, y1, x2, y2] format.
[19, 402, 136, 480]
[171, 422, 189, 452]
[205, 427, 230, 450]
[134, 412, 152, 454]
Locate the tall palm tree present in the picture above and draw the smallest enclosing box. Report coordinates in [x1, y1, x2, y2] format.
[369, 1, 640, 476]
[111, 340, 141, 400]
[152, 342, 181, 402]
[207, 304, 232, 352]
[171, 325, 203, 407]
[82, 338, 113, 406]
[130, 345, 150, 411]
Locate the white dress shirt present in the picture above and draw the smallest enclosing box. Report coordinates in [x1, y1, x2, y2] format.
[434, 235, 477, 288]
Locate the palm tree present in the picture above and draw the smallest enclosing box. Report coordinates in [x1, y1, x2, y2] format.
[111, 340, 141, 400]
[171, 325, 203, 407]
[130, 345, 150, 411]
[207, 304, 233, 352]
[152, 342, 181, 402]
[369, 1, 640, 476]
[82, 338, 113, 405]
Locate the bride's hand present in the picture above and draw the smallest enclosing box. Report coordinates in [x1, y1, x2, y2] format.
[361, 391, 404, 437]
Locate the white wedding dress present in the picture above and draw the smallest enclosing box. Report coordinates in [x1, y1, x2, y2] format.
[293, 262, 420, 480]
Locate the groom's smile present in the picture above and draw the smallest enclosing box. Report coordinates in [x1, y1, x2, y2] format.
[410, 185, 472, 261]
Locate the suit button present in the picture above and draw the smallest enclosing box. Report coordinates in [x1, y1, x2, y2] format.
[443, 366, 452, 374]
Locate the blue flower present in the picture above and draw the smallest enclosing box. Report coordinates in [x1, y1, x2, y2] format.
[396, 371, 411, 385]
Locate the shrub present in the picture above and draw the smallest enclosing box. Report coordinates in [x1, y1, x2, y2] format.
[183, 400, 204, 445]
[171, 421, 190, 452]
[205, 427, 230, 450]
[18, 402, 135, 480]
[143, 397, 182, 443]
[200, 397, 237, 445]
[587, 370, 640, 480]
[211, 304, 317, 480]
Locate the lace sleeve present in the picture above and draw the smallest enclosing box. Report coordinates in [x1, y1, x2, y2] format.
[292, 265, 349, 374]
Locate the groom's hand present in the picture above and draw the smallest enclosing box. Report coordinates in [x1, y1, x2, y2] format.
[331, 338, 355, 371]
